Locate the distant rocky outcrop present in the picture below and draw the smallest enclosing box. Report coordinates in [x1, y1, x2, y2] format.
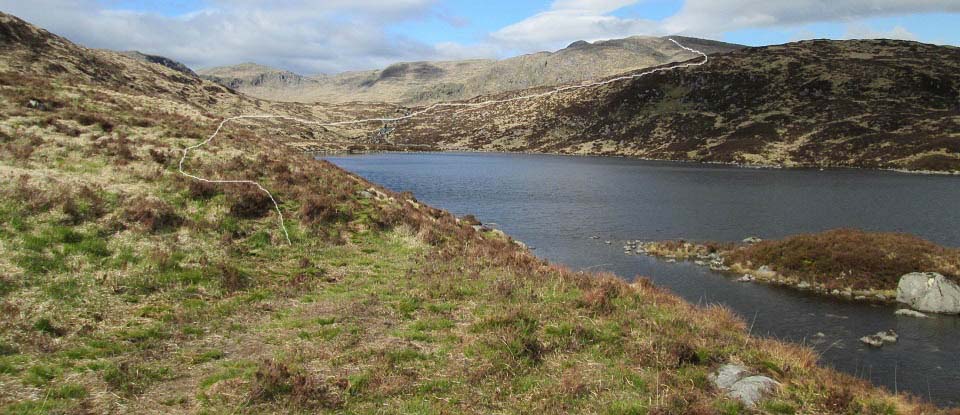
[897, 272, 960, 314]
[120, 51, 197, 77]
[199, 62, 316, 92]
[199, 36, 744, 105]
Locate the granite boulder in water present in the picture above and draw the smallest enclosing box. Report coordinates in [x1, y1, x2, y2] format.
[896, 272, 960, 314]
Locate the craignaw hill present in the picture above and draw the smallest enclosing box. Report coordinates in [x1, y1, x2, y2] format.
[199, 36, 743, 105]
[0, 10, 950, 414]
[389, 39, 960, 172]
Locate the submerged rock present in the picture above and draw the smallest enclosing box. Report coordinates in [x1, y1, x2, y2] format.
[709, 364, 779, 408]
[894, 309, 929, 318]
[896, 272, 960, 314]
[860, 330, 898, 347]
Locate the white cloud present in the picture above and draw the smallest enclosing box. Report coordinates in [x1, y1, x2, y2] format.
[493, 0, 959, 53]
[550, 0, 642, 13]
[490, 0, 659, 52]
[843, 23, 917, 40]
[663, 0, 960, 36]
[0, 0, 455, 74]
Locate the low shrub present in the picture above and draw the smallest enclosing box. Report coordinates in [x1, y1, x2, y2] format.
[579, 275, 626, 314]
[218, 262, 249, 293]
[299, 195, 348, 225]
[249, 360, 341, 409]
[103, 362, 170, 396]
[148, 148, 169, 165]
[61, 186, 106, 224]
[33, 317, 66, 337]
[228, 186, 274, 219]
[472, 310, 545, 368]
[186, 180, 219, 200]
[51, 120, 82, 137]
[461, 214, 481, 226]
[70, 111, 114, 133]
[123, 197, 182, 232]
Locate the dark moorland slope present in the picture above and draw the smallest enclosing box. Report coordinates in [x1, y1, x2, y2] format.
[0, 12, 951, 413]
[392, 39, 960, 172]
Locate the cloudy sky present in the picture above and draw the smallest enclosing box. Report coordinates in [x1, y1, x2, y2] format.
[1, 0, 958, 74]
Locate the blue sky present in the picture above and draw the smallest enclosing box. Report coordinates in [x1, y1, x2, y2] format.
[1, 0, 958, 74]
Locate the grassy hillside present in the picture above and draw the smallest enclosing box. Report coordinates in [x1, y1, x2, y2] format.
[0, 12, 950, 414]
[393, 39, 960, 172]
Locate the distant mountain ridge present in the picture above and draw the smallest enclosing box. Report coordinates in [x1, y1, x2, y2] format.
[390, 39, 960, 172]
[199, 36, 745, 105]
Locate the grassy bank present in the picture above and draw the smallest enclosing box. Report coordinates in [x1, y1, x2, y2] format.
[640, 229, 960, 298]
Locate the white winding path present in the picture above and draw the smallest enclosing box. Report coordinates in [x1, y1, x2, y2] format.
[178, 38, 709, 245]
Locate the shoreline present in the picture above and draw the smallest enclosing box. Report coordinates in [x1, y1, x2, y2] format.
[314, 148, 960, 177]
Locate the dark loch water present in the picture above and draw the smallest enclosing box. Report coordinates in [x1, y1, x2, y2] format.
[325, 152, 960, 406]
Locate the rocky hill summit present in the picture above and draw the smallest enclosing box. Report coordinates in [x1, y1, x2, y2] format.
[120, 51, 198, 77]
[199, 62, 316, 92]
[200, 36, 744, 105]
[391, 38, 960, 172]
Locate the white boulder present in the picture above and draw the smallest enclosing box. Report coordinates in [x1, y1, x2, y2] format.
[710, 364, 779, 408]
[896, 272, 960, 314]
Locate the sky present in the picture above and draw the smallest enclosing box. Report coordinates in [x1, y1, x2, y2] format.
[1, 0, 958, 75]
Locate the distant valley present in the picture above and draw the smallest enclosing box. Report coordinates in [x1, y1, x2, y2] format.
[199, 36, 743, 105]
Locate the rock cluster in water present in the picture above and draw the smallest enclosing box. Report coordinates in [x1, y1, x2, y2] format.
[860, 330, 898, 347]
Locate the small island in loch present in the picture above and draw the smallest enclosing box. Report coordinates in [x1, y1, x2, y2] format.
[633, 229, 960, 314]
